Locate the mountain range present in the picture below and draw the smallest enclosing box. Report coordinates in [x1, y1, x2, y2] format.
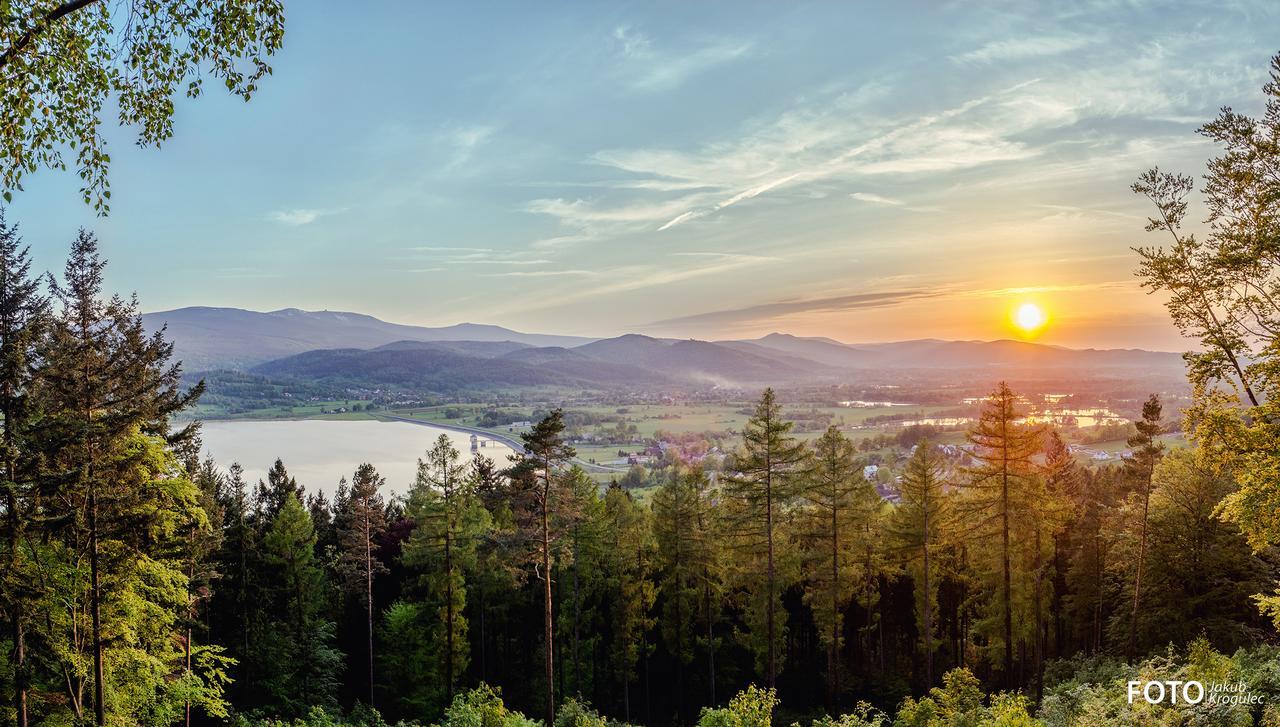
[144, 306, 1185, 393]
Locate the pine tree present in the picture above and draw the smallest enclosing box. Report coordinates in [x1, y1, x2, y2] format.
[797, 425, 876, 708]
[335, 463, 388, 708]
[1123, 394, 1164, 659]
[721, 388, 807, 687]
[259, 458, 303, 520]
[0, 211, 45, 727]
[403, 435, 489, 711]
[261, 492, 342, 716]
[508, 409, 579, 726]
[651, 465, 720, 719]
[958, 382, 1041, 686]
[37, 230, 204, 724]
[889, 439, 951, 689]
[1142, 448, 1272, 649]
[602, 484, 655, 723]
[213, 462, 261, 705]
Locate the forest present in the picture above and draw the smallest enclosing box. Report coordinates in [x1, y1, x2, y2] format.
[3, 0, 1280, 724]
[1, 212, 1279, 727]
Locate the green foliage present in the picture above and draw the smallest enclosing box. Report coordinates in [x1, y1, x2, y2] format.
[232, 703, 412, 726]
[697, 685, 779, 727]
[721, 388, 809, 683]
[553, 696, 637, 727]
[0, 0, 285, 211]
[400, 435, 493, 713]
[258, 493, 342, 717]
[811, 702, 889, 727]
[434, 684, 540, 727]
[1040, 638, 1280, 727]
[1134, 50, 1280, 632]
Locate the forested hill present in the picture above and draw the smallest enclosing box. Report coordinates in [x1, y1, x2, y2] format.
[148, 306, 1185, 390]
[141, 306, 595, 370]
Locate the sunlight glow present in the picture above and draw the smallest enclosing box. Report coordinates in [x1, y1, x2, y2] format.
[1013, 302, 1047, 333]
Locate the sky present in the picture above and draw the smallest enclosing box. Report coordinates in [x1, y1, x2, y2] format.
[10, 0, 1280, 350]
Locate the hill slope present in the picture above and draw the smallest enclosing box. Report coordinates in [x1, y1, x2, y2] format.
[142, 307, 593, 370]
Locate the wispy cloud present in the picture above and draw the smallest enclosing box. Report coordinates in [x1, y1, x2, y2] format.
[849, 192, 905, 206]
[672, 251, 782, 263]
[850, 191, 941, 212]
[950, 35, 1093, 65]
[485, 269, 596, 278]
[268, 208, 339, 226]
[442, 124, 496, 171]
[649, 288, 944, 330]
[613, 25, 752, 91]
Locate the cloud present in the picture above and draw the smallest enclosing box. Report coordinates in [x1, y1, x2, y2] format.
[408, 246, 494, 252]
[485, 269, 596, 278]
[672, 251, 782, 263]
[614, 25, 752, 91]
[649, 288, 945, 330]
[950, 35, 1093, 64]
[442, 124, 496, 170]
[268, 208, 337, 226]
[850, 192, 905, 206]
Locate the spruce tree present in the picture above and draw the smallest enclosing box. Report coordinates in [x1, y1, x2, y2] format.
[403, 435, 489, 711]
[262, 492, 341, 716]
[508, 409, 578, 726]
[798, 425, 876, 708]
[721, 388, 807, 687]
[652, 465, 719, 719]
[889, 439, 951, 689]
[38, 230, 203, 724]
[0, 211, 45, 727]
[335, 463, 388, 708]
[1123, 394, 1164, 659]
[602, 484, 655, 722]
[958, 382, 1041, 687]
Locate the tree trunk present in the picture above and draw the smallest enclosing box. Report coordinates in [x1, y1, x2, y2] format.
[1000, 426, 1013, 688]
[830, 499, 840, 712]
[1033, 526, 1044, 703]
[923, 507, 933, 688]
[7, 486, 27, 727]
[542, 491, 555, 727]
[704, 577, 716, 706]
[444, 511, 454, 705]
[367, 506, 377, 707]
[765, 462, 776, 689]
[5, 377, 28, 727]
[1129, 483, 1150, 660]
[89, 483, 106, 727]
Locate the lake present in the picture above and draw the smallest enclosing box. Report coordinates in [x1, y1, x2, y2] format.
[200, 419, 515, 499]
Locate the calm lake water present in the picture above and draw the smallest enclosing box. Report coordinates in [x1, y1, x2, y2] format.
[200, 419, 515, 499]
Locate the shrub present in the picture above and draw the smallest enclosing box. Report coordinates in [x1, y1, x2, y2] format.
[435, 684, 539, 727]
[698, 685, 779, 727]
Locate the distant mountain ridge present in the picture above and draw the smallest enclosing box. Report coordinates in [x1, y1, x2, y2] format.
[147, 306, 1185, 394]
[142, 306, 594, 370]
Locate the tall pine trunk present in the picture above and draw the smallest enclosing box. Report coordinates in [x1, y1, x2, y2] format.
[1000, 421, 1014, 688]
[444, 514, 454, 704]
[542, 495, 555, 727]
[765, 462, 776, 688]
[89, 482, 105, 727]
[829, 499, 840, 712]
[1129, 486, 1150, 660]
[366, 506, 376, 707]
[922, 504, 933, 688]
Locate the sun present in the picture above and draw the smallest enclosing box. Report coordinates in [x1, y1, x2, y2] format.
[1013, 302, 1047, 334]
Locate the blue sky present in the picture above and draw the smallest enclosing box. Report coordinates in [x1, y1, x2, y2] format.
[11, 1, 1280, 349]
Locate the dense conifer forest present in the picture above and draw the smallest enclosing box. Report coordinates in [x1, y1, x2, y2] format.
[1, 219, 1279, 726]
[4, 1, 1280, 725]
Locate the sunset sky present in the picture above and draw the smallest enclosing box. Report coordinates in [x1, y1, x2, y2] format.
[12, 1, 1280, 350]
